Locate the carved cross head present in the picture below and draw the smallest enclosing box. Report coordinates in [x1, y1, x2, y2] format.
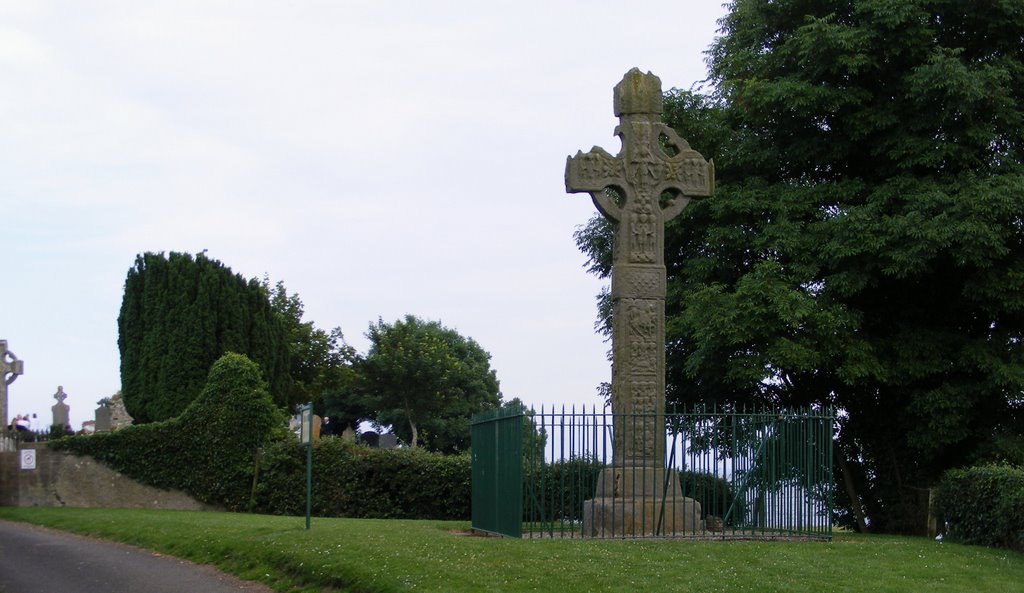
[1, 340, 24, 386]
[565, 68, 714, 266]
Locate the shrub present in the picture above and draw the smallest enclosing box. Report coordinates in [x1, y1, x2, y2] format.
[523, 456, 605, 521]
[250, 437, 307, 516]
[935, 464, 1024, 551]
[51, 353, 282, 510]
[681, 470, 745, 525]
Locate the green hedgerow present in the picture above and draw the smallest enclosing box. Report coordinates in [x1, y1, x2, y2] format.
[251, 437, 471, 519]
[936, 463, 1024, 552]
[51, 353, 282, 510]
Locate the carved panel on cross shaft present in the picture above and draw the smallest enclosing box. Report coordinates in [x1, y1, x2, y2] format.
[628, 207, 657, 263]
[630, 380, 659, 458]
[624, 299, 659, 375]
[612, 266, 665, 299]
[631, 380, 659, 413]
[630, 342, 657, 374]
[627, 122, 661, 192]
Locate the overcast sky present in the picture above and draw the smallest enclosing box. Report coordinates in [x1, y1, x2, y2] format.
[1, 1, 727, 430]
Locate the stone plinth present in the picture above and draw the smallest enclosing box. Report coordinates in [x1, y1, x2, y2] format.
[582, 467, 701, 537]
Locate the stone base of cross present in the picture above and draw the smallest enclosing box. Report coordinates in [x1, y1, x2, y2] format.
[583, 467, 702, 537]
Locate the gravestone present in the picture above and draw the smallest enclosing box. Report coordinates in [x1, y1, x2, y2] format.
[51, 386, 70, 428]
[1, 340, 25, 429]
[378, 433, 399, 449]
[94, 403, 112, 433]
[566, 69, 714, 536]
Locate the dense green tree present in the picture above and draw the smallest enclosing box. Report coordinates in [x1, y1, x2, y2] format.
[264, 279, 361, 412]
[320, 381, 374, 435]
[576, 0, 1024, 533]
[118, 252, 291, 422]
[361, 315, 502, 453]
[500, 397, 549, 459]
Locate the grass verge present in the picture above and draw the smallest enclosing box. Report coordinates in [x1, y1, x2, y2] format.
[1, 508, 1021, 593]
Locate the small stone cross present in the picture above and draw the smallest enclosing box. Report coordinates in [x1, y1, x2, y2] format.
[1, 339, 25, 429]
[54, 386, 67, 404]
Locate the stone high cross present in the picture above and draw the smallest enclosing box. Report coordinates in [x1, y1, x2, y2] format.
[566, 68, 713, 469]
[1, 340, 25, 429]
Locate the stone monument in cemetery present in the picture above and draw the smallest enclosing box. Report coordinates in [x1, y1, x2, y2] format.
[1, 339, 25, 429]
[565, 69, 714, 536]
[94, 400, 112, 433]
[51, 386, 70, 428]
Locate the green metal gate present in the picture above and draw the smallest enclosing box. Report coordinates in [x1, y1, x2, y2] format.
[470, 405, 524, 537]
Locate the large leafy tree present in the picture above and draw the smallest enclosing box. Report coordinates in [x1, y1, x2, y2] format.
[264, 279, 361, 413]
[577, 0, 1024, 533]
[118, 252, 291, 422]
[361, 315, 502, 453]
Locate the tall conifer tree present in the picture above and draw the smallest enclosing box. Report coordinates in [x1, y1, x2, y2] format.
[118, 252, 291, 422]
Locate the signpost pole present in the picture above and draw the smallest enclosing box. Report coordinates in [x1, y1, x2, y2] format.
[300, 402, 313, 530]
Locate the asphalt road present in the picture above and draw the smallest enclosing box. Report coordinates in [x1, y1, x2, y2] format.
[0, 520, 275, 593]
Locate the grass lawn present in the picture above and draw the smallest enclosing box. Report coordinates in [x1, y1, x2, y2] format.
[1, 508, 1021, 593]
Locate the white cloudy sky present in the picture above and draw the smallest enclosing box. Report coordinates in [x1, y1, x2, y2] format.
[1, 1, 727, 430]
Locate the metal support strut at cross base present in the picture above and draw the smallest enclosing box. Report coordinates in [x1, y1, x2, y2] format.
[565, 68, 714, 536]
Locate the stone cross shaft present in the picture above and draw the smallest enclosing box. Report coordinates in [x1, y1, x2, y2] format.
[566, 69, 713, 468]
[1, 339, 25, 429]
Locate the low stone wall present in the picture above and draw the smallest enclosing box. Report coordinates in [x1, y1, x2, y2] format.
[0, 444, 215, 511]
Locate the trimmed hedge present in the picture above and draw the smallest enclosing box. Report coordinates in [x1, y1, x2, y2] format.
[49, 351, 472, 520]
[935, 464, 1024, 552]
[252, 437, 471, 519]
[51, 353, 283, 510]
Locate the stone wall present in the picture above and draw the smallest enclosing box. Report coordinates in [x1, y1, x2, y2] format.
[0, 444, 215, 510]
